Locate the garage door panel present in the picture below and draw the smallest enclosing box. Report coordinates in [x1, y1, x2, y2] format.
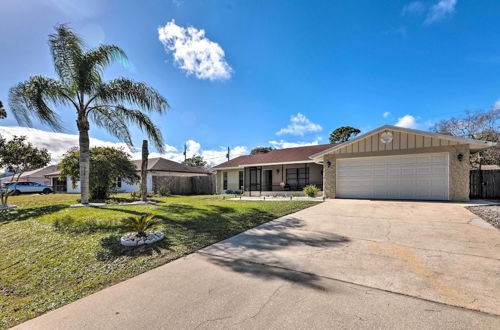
[336, 153, 449, 201]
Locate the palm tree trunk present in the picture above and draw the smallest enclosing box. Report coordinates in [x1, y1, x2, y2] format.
[141, 140, 149, 201]
[78, 118, 91, 204]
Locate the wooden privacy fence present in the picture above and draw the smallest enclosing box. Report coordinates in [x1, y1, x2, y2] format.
[470, 170, 500, 199]
[152, 175, 215, 195]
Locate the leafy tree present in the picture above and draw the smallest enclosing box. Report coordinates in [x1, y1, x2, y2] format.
[59, 147, 139, 200]
[329, 126, 361, 143]
[0, 136, 50, 207]
[9, 25, 168, 204]
[0, 101, 6, 119]
[250, 146, 274, 155]
[431, 109, 500, 166]
[183, 154, 207, 168]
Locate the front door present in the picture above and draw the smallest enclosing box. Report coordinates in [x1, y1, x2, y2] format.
[264, 170, 273, 191]
[52, 177, 67, 193]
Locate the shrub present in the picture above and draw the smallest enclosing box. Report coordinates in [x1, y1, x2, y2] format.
[157, 187, 171, 197]
[121, 214, 159, 237]
[59, 146, 139, 200]
[130, 190, 140, 199]
[303, 185, 319, 197]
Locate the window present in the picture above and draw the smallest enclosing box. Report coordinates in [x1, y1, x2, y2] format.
[114, 177, 122, 188]
[223, 172, 228, 190]
[238, 171, 244, 190]
[286, 167, 309, 187]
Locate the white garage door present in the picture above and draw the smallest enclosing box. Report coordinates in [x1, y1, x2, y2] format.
[336, 153, 449, 200]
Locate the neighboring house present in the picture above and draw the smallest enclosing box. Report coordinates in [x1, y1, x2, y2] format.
[0, 165, 57, 186]
[45, 157, 210, 193]
[213, 125, 495, 201]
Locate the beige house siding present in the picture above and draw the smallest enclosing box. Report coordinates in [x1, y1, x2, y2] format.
[215, 163, 323, 194]
[215, 169, 240, 194]
[256, 163, 323, 188]
[333, 130, 459, 155]
[323, 143, 470, 201]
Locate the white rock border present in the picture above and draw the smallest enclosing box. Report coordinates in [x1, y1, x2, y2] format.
[70, 201, 157, 208]
[0, 205, 18, 210]
[120, 231, 165, 247]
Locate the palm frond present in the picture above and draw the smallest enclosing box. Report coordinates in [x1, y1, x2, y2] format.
[89, 106, 133, 147]
[79, 45, 128, 95]
[85, 45, 127, 73]
[121, 213, 159, 234]
[93, 78, 169, 114]
[89, 104, 165, 152]
[49, 24, 83, 90]
[8, 76, 71, 131]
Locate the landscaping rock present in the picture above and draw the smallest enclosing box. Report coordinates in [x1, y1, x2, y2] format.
[0, 205, 18, 210]
[70, 203, 107, 208]
[466, 205, 500, 230]
[120, 231, 165, 247]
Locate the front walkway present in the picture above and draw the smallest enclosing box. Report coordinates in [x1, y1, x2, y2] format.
[15, 200, 500, 329]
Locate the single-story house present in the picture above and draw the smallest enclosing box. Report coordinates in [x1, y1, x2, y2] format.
[0, 165, 58, 186]
[213, 125, 496, 201]
[46, 157, 210, 193]
[213, 144, 334, 195]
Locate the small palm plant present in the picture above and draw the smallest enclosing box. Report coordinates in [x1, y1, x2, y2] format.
[121, 214, 159, 237]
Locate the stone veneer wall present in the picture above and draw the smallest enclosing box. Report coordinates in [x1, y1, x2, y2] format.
[322, 144, 471, 201]
[449, 144, 470, 201]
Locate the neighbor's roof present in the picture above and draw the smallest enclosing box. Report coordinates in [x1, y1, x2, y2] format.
[20, 165, 58, 178]
[131, 157, 209, 174]
[213, 144, 337, 170]
[45, 157, 209, 177]
[310, 125, 497, 160]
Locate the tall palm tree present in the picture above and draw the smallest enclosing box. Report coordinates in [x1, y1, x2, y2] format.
[9, 25, 168, 204]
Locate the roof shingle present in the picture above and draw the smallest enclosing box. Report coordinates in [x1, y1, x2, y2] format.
[213, 144, 336, 169]
[131, 157, 209, 174]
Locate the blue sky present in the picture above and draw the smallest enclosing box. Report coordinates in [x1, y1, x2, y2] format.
[1, 0, 499, 165]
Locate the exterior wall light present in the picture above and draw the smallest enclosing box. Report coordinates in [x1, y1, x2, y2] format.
[327, 160, 332, 167]
[277, 168, 280, 174]
[457, 153, 464, 162]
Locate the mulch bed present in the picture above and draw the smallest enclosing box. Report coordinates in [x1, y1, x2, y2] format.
[466, 205, 500, 229]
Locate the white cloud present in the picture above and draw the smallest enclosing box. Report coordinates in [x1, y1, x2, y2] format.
[494, 100, 500, 110]
[424, 0, 457, 25]
[0, 126, 247, 167]
[172, 0, 183, 7]
[276, 113, 322, 136]
[158, 20, 232, 81]
[268, 137, 322, 149]
[395, 115, 420, 129]
[202, 146, 248, 165]
[383, 111, 391, 118]
[402, 1, 425, 15]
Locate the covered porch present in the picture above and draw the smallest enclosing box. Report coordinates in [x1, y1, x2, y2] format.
[240, 162, 323, 196]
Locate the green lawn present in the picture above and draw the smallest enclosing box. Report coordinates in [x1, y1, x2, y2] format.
[0, 193, 318, 329]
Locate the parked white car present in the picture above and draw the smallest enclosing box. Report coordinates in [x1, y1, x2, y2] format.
[2, 181, 53, 195]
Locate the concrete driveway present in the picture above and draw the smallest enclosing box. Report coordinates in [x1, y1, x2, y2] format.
[15, 200, 500, 329]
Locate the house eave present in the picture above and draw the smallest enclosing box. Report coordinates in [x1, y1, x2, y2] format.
[309, 125, 495, 160]
[213, 160, 316, 171]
